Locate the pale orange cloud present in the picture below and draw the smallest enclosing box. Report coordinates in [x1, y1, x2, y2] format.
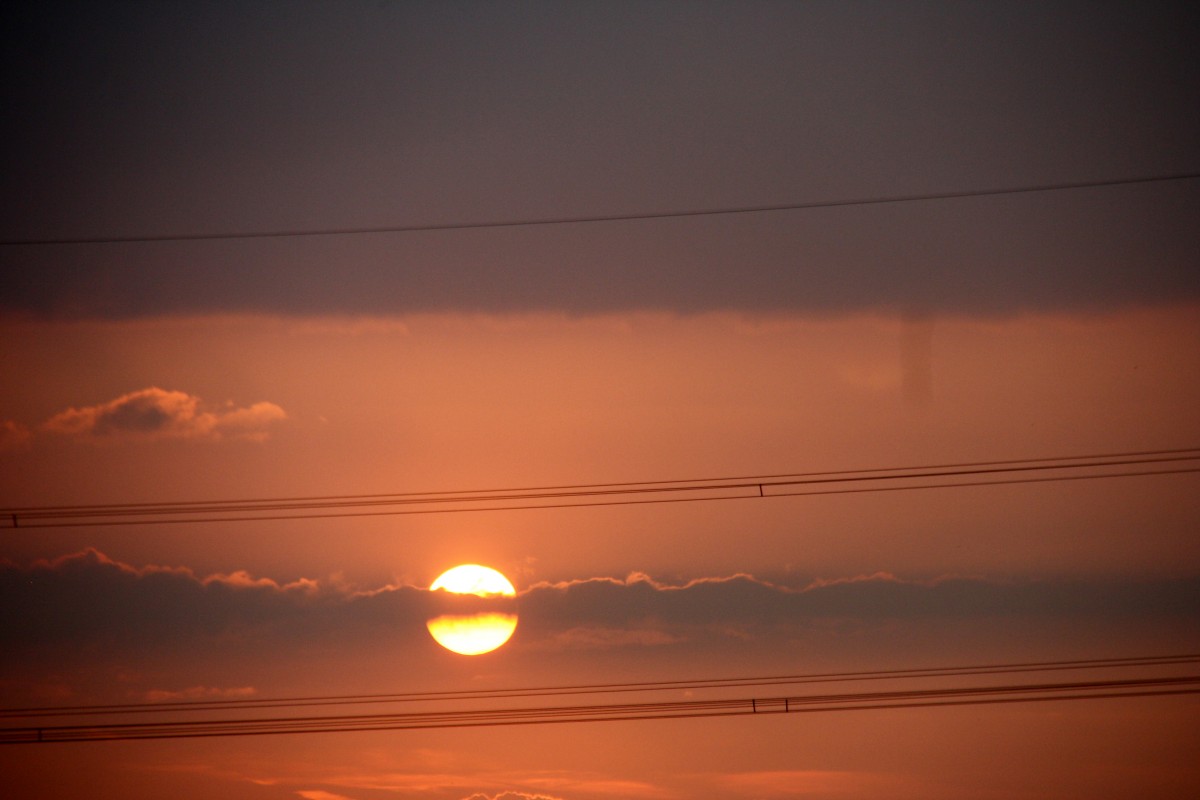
[296, 791, 357, 800]
[712, 769, 902, 796]
[41, 387, 286, 442]
[514, 773, 671, 798]
[141, 685, 257, 702]
[260, 766, 638, 800]
[202, 570, 320, 594]
[0, 419, 32, 450]
[290, 771, 488, 794]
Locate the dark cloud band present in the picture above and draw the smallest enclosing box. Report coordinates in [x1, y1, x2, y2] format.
[3, 550, 1196, 655]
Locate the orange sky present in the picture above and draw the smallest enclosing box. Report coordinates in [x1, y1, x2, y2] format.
[2, 306, 1199, 799]
[2, 307, 1197, 582]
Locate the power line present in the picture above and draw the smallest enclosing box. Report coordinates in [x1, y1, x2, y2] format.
[2, 172, 1197, 247]
[4, 653, 1195, 721]
[4, 446, 1198, 529]
[4, 672, 1197, 744]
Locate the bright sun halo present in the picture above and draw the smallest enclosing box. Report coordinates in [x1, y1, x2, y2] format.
[426, 564, 518, 656]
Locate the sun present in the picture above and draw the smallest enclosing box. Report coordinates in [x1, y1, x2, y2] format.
[430, 564, 516, 597]
[426, 564, 518, 655]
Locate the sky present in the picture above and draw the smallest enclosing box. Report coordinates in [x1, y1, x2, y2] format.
[2, 2, 1199, 798]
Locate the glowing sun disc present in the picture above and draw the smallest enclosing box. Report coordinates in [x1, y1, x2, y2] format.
[427, 564, 518, 655]
[426, 612, 518, 656]
[430, 564, 516, 597]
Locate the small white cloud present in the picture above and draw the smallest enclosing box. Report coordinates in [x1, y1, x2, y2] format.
[42, 387, 286, 442]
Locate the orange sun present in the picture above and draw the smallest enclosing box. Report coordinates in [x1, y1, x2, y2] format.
[426, 564, 518, 655]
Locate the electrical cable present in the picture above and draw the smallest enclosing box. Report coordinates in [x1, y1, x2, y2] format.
[4, 447, 1198, 529]
[3, 653, 1195, 720]
[2, 172, 1197, 247]
[3, 672, 1196, 744]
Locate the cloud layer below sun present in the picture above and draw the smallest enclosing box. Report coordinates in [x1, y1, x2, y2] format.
[3, 549, 1196, 663]
[33, 387, 286, 443]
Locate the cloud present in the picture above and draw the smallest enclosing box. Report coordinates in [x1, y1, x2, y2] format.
[516, 570, 1200, 650]
[283, 771, 497, 795]
[512, 774, 670, 798]
[272, 764, 663, 800]
[3, 550, 1198, 662]
[141, 685, 257, 702]
[41, 387, 286, 442]
[296, 792, 357, 800]
[0, 419, 32, 450]
[0, 549, 429, 654]
[712, 769, 902, 797]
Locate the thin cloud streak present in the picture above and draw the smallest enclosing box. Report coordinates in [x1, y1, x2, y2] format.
[712, 769, 901, 797]
[295, 791, 356, 800]
[141, 685, 257, 702]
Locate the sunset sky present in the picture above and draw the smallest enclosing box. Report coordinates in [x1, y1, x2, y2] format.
[2, 2, 1199, 799]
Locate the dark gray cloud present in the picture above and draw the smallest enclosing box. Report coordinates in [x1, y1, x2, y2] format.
[2, 2, 1197, 317]
[3, 551, 1196, 659]
[517, 572, 1200, 640]
[0, 549, 428, 651]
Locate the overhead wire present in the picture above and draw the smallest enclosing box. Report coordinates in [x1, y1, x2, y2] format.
[4, 446, 1199, 529]
[3, 653, 1196, 721]
[3, 668, 1197, 744]
[2, 172, 1197, 247]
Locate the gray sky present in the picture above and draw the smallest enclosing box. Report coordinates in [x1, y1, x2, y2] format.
[2, 1, 1198, 316]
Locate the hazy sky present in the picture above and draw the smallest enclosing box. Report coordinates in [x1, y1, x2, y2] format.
[2, 3, 1199, 799]
[3, 1, 1198, 315]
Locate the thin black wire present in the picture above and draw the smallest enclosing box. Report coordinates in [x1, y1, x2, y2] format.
[10, 445, 1199, 515]
[5, 674, 1197, 744]
[29, 688, 1192, 743]
[12, 677, 1199, 740]
[2, 172, 1197, 247]
[4, 653, 1195, 720]
[6, 465, 1196, 530]
[5, 449, 1198, 529]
